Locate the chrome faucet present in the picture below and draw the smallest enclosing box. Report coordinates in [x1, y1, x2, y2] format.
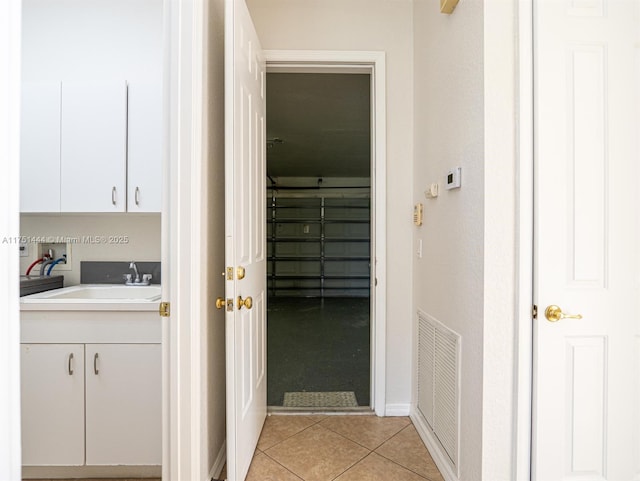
[124, 261, 152, 286]
[129, 261, 140, 283]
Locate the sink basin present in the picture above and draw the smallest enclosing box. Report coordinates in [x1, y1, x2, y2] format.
[21, 284, 161, 302]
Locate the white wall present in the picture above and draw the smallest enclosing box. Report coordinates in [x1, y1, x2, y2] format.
[246, 0, 415, 411]
[412, 1, 485, 479]
[22, 0, 162, 82]
[412, 1, 519, 480]
[19, 214, 161, 285]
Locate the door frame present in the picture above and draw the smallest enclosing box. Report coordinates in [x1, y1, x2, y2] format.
[516, 0, 534, 479]
[264, 50, 387, 415]
[0, 0, 22, 477]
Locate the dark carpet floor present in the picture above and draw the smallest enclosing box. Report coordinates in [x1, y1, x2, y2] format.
[267, 297, 370, 407]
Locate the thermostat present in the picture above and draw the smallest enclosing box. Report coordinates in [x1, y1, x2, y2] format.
[446, 167, 461, 190]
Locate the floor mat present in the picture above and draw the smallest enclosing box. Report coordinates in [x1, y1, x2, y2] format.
[283, 391, 358, 408]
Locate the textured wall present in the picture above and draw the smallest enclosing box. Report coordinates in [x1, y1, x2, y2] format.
[412, 1, 485, 479]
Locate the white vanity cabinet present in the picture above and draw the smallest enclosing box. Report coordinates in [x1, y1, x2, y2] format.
[20, 308, 161, 473]
[60, 81, 128, 212]
[85, 343, 162, 465]
[21, 344, 85, 466]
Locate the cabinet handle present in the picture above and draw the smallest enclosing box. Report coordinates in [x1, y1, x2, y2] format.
[94, 352, 99, 375]
[68, 353, 74, 376]
[112, 186, 117, 205]
[135, 186, 140, 206]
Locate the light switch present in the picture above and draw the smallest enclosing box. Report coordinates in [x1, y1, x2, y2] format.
[417, 239, 423, 259]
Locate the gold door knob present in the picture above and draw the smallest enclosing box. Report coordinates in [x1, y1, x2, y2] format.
[215, 297, 226, 309]
[236, 266, 246, 280]
[545, 305, 583, 322]
[237, 295, 253, 310]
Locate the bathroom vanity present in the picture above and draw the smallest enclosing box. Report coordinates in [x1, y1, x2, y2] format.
[20, 286, 161, 477]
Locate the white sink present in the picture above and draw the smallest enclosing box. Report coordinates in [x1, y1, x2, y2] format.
[21, 284, 161, 302]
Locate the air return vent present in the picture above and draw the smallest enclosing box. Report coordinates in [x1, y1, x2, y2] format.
[417, 310, 460, 469]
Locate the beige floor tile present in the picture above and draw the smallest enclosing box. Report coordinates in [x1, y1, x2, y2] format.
[376, 425, 444, 481]
[265, 424, 369, 481]
[335, 452, 428, 481]
[257, 414, 326, 451]
[320, 415, 411, 450]
[245, 452, 303, 481]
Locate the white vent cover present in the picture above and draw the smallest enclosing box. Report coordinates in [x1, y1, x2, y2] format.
[417, 310, 460, 469]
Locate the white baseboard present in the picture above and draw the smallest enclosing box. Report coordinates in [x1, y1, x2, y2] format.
[208, 440, 226, 480]
[385, 403, 411, 416]
[411, 409, 458, 481]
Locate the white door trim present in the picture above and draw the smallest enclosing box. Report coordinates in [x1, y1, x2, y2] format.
[264, 50, 387, 416]
[0, 0, 22, 478]
[163, 0, 207, 479]
[516, 1, 533, 479]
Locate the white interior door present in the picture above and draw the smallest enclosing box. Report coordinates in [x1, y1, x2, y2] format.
[533, 1, 640, 480]
[225, 1, 267, 480]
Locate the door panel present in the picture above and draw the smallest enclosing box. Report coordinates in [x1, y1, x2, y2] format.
[533, 1, 639, 479]
[225, 0, 267, 480]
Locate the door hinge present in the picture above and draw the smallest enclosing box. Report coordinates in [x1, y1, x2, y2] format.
[159, 301, 171, 317]
[532, 304, 538, 320]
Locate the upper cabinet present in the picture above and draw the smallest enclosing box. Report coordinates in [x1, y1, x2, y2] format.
[20, 82, 62, 213]
[127, 83, 163, 212]
[20, 80, 162, 213]
[61, 81, 127, 212]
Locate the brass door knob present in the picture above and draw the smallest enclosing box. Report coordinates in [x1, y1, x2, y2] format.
[237, 296, 253, 310]
[215, 297, 226, 310]
[236, 266, 246, 280]
[545, 305, 583, 322]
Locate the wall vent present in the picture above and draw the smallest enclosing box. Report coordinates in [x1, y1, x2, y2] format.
[417, 310, 460, 469]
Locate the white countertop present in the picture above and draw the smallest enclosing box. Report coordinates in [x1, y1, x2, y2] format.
[20, 284, 162, 312]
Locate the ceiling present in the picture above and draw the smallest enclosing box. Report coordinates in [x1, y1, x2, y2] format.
[266, 72, 371, 178]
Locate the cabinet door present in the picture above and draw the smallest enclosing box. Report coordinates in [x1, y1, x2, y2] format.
[60, 82, 127, 212]
[21, 344, 85, 466]
[85, 344, 161, 465]
[20, 82, 61, 212]
[127, 82, 162, 212]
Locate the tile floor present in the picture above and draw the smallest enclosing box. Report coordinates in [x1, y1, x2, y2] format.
[236, 414, 444, 481]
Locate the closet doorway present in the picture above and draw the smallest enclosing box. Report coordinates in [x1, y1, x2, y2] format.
[266, 70, 373, 409]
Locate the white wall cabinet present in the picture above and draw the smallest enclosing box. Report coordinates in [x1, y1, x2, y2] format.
[21, 342, 161, 467]
[20, 82, 62, 213]
[127, 82, 163, 212]
[20, 80, 162, 213]
[61, 82, 128, 212]
[21, 344, 85, 466]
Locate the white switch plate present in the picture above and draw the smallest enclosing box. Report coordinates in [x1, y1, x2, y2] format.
[19, 242, 28, 257]
[417, 239, 423, 258]
[446, 167, 462, 190]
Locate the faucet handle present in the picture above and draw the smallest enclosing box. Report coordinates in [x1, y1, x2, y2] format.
[123, 273, 132, 283]
[142, 274, 152, 283]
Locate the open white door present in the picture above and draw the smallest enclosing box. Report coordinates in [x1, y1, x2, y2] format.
[225, 1, 267, 480]
[533, 1, 639, 480]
